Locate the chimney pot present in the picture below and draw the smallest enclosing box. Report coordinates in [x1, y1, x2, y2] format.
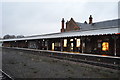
[61, 18, 65, 32]
[84, 21, 87, 24]
[89, 15, 93, 24]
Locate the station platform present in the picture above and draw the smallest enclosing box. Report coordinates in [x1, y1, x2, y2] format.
[2, 47, 120, 70]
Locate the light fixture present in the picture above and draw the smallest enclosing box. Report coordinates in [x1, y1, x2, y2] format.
[25, 40, 27, 42]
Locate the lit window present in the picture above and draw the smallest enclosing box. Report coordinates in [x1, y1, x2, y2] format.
[52, 43, 54, 50]
[70, 39, 73, 41]
[76, 39, 81, 47]
[102, 42, 109, 51]
[64, 39, 67, 47]
[71, 43, 73, 50]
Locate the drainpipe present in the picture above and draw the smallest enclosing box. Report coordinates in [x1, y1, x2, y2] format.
[114, 38, 116, 56]
[112, 35, 118, 56]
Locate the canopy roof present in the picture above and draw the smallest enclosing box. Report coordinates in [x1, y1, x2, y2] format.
[1, 27, 119, 42]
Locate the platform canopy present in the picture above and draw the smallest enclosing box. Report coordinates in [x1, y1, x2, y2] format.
[1, 27, 120, 42]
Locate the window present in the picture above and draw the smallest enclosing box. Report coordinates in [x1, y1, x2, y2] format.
[102, 42, 109, 51]
[55, 42, 60, 47]
[70, 39, 73, 41]
[98, 43, 101, 48]
[76, 39, 81, 47]
[71, 43, 73, 50]
[52, 43, 54, 50]
[64, 39, 67, 47]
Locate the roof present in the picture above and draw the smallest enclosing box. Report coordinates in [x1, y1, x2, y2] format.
[1, 27, 119, 42]
[76, 19, 120, 31]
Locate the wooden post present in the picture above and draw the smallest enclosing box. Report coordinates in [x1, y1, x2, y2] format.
[81, 37, 85, 53]
[61, 39, 63, 51]
[47, 40, 49, 50]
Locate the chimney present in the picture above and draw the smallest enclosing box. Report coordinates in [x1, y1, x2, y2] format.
[84, 21, 87, 24]
[66, 20, 68, 29]
[89, 15, 93, 24]
[61, 18, 65, 32]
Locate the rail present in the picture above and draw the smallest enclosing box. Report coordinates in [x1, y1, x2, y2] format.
[0, 69, 14, 80]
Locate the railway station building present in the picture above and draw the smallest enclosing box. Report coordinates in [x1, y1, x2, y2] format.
[1, 15, 120, 56]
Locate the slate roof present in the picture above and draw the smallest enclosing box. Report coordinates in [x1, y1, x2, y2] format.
[76, 19, 120, 31]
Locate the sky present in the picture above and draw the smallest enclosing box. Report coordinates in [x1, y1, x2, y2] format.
[0, 0, 119, 38]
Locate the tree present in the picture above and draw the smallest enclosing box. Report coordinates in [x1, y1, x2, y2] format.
[3, 35, 10, 39]
[3, 34, 16, 39]
[16, 35, 24, 38]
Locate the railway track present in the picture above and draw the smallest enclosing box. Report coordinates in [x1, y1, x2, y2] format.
[48, 53, 120, 70]
[49, 55, 120, 70]
[3, 47, 120, 70]
[0, 69, 13, 80]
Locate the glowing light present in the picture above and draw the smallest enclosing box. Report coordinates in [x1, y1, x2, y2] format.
[71, 43, 73, 50]
[64, 39, 67, 47]
[102, 42, 109, 51]
[102, 54, 108, 56]
[52, 43, 54, 50]
[76, 39, 80, 47]
[70, 39, 73, 41]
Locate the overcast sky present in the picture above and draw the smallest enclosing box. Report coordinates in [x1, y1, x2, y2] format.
[0, 0, 119, 38]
